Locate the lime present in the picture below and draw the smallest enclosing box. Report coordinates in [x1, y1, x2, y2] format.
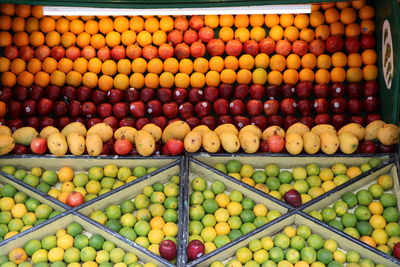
[133, 166, 147, 177]
[321, 207, 336, 223]
[124, 252, 138, 265]
[120, 214, 136, 228]
[356, 221, 373, 236]
[307, 234, 324, 250]
[226, 160, 242, 173]
[0, 211, 11, 224]
[360, 258, 375, 267]
[24, 239, 41, 256]
[343, 227, 360, 239]
[117, 167, 132, 181]
[41, 171, 58, 186]
[89, 234, 105, 250]
[88, 166, 104, 180]
[266, 177, 280, 191]
[152, 182, 164, 192]
[228, 216, 242, 230]
[64, 247, 80, 263]
[2, 184, 16, 198]
[66, 222, 82, 237]
[240, 164, 254, 178]
[105, 219, 122, 232]
[240, 210, 256, 223]
[80, 246, 96, 261]
[120, 200, 135, 214]
[35, 204, 53, 219]
[368, 184, 384, 199]
[254, 217, 268, 228]
[306, 176, 321, 188]
[333, 200, 348, 216]
[332, 163, 347, 175]
[317, 248, 333, 264]
[290, 235, 306, 251]
[134, 194, 150, 209]
[100, 177, 115, 189]
[368, 158, 381, 168]
[342, 192, 357, 208]
[228, 229, 242, 241]
[13, 169, 27, 180]
[309, 210, 322, 221]
[354, 206, 371, 221]
[210, 181, 225, 195]
[1, 166, 15, 175]
[96, 250, 110, 264]
[383, 207, 400, 222]
[278, 171, 293, 184]
[0, 224, 8, 237]
[201, 214, 216, 227]
[213, 234, 230, 248]
[248, 239, 262, 252]
[37, 183, 50, 194]
[269, 247, 284, 263]
[102, 240, 116, 251]
[105, 205, 122, 220]
[134, 221, 151, 236]
[341, 213, 357, 228]
[170, 175, 180, 185]
[380, 193, 397, 208]
[306, 163, 321, 176]
[292, 167, 307, 180]
[190, 191, 205, 205]
[164, 197, 178, 209]
[189, 221, 203, 235]
[293, 180, 309, 194]
[241, 198, 255, 210]
[191, 177, 207, 192]
[119, 227, 137, 241]
[103, 165, 118, 178]
[285, 248, 300, 264]
[230, 191, 243, 202]
[142, 186, 154, 197]
[356, 190, 373, 206]
[385, 222, 400, 237]
[136, 208, 151, 221]
[346, 250, 360, 263]
[274, 233, 290, 249]
[300, 247, 316, 264]
[252, 171, 266, 184]
[164, 183, 179, 197]
[240, 222, 256, 234]
[333, 175, 350, 186]
[41, 234, 57, 250]
[214, 163, 227, 174]
[163, 209, 178, 223]
[203, 189, 215, 199]
[150, 191, 166, 204]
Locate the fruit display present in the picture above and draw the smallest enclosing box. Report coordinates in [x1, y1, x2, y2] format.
[0, 2, 388, 134]
[304, 161, 400, 261]
[209, 157, 383, 206]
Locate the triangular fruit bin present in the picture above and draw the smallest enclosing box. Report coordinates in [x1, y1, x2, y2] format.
[192, 212, 397, 267]
[76, 158, 184, 266]
[183, 157, 290, 266]
[302, 157, 400, 265]
[192, 153, 393, 209]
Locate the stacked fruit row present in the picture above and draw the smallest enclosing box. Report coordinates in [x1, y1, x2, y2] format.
[0, 1, 382, 133]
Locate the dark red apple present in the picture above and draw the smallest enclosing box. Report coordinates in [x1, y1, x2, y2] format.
[263, 99, 279, 115]
[188, 88, 204, 103]
[281, 84, 296, 98]
[62, 86, 76, 101]
[280, 98, 296, 115]
[7, 118, 23, 131]
[13, 86, 28, 101]
[76, 86, 92, 102]
[139, 88, 155, 102]
[251, 116, 268, 131]
[201, 116, 216, 130]
[265, 85, 280, 99]
[203, 86, 219, 102]
[186, 117, 201, 129]
[234, 116, 250, 129]
[74, 118, 86, 127]
[123, 87, 139, 102]
[363, 80, 378, 96]
[179, 102, 194, 119]
[159, 240, 177, 261]
[173, 88, 188, 104]
[195, 101, 211, 118]
[297, 99, 312, 116]
[364, 96, 379, 113]
[147, 100, 162, 117]
[37, 98, 53, 115]
[249, 84, 264, 100]
[136, 117, 149, 130]
[163, 102, 179, 118]
[243, 40, 259, 56]
[113, 102, 128, 118]
[151, 116, 167, 129]
[366, 114, 381, 124]
[247, 100, 263, 116]
[213, 98, 229, 115]
[30, 137, 47, 154]
[57, 117, 71, 129]
[347, 82, 362, 98]
[8, 101, 22, 118]
[314, 98, 329, 114]
[377, 143, 394, 153]
[22, 99, 36, 116]
[313, 84, 329, 98]
[91, 90, 107, 105]
[268, 115, 283, 127]
[284, 115, 299, 130]
[40, 117, 55, 128]
[360, 34, 376, 49]
[345, 37, 360, 53]
[299, 116, 314, 129]
[119, 118, 136, 128]
[12, 144, 28, 154]
[46, 85, 61, 100]
[0, 86, 13, 101]
[296, 81, 312, 99]
[25, 117, 39, 129]
[314, 114, 331, 125]
[332, 114, 348, 130]
[107, 89, 123, 104]
[259, 37, 276, 55]
[217, 115, 233, 125]
[360, 141, 376, 154]
[234, 84, 249, 100]
[68, 101, 81, 118]
[348, 99, 363, 115]
[103, 116, 119, 131]
[330, 98, 347, 114]
[157, 88, 172, 103]
[229, 99, 245, 115]
[80, 101, 96, 118]
[219, 84, 233, 99]
[330, 83, 347, 98]
[259, 140, 270, 152]
[284, 189, 301, 207]
[325, 35, 344, 53]
[129, 101, 146, 118]
[53, 100, 68, 117]
[350, 116, 364, 125]
[87, 118, 102, 128]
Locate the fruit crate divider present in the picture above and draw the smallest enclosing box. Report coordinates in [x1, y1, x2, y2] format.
[185, 157, 290, 266]
[76, 159, 182, 266]
[177, 155, 190, 267]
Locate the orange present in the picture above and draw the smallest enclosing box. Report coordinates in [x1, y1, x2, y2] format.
[132, 57, 147, 73]
[325, 8, 340, 24]
[346, 67, 363, 82]
[70, 19, 84, 35]
[114, 74, 129, 90]
[10, 58, 26, 75]
[236, 69, 252, 84]
[363, 65, 378, 81]
[370, 214, 386, 229]
[209, 56, 224, 72]
[267, 70, 282, 86]
[252, 68, 268, 85]
[0, 4, 15, 16]
[220, 15, 234, 27]
[284, 26, 299, 42]
[144, 17, 159, 33]
[137, 31, 152, 47]
[17, 71, 34, 87]
[204, 15, 219, 28]
[15, 4, 31, 18]
[315, 25, 331, 40]
[0, 101, 5, 117]
[88, 58, 102, 74]
[31, 5, 43, 18]
[345, 23, 361, 37]
[224, 56, 239, 70]
[159, 72, 174, 88]
[84, 20, 99, 35]
[234, 15, 249, 28]
[269, 54, 286, 71]
[46, 31, 61, 47]
[331, 52, 347, 67]
[269, 25, 284, 41]
[81, 16, 95, 22]
[152, 30, 167, 46]
[360, 19, 375, 34]
[317, 54, 332, 69]
[287, 54, 301, 69]
[34, 71, 50, 87]
[12, 32, 29, 47]
[121, 30, 136, 46]
[340, 7, 357, 24]
[315, 69, 330, 84]
[55, 18, 70, 34]
[360, 236, 376, 248]
[265, 14, 280, 28]
[330, 67, 346, 83]
[160, 16, 174, 32]
[11, 17, 26, 33]
[362, 49, 377, 65]
[58, 58, 73, 73]
[102, 60, 117, 76]
[238, 54, 254, 70]
[43, 57, 58, 73]
[347, 53, 362, 68]
[164, 58, 179, 73]
[190, 72, 206, 88]
[114, 16, 129, 33]
[241, 177, 255, 187]
[205, 70, 220, 87]
[130, 16, 144, 32]
[65, 71, 82, 87]
[26, 17, 39, 33]
[40, 17, 56, 33]
[219, 27, 234, 42]
[250, 14, 264, 27]
[235, 28, 250, 43]
[255, 53, 269, 68]
[0, 57, 10, 72]
[76, 32, 90, 48]
[117, 59, 131, 74]
[29, 31, 45, 47]
[299, 68, 315, 82]
[352, 0, 366, 9]
[105, 31, 121, 47]
[99, 17, 114, 34]
[294, 14, 309, 29]
[147, 58, 163, 74]
[193, 58, 209, 73]
[336, 2, 350, 9]
[179, 58, 193, 74]
[359, 5, 375, 20]
[82, 72, 98, 88]
[1, 72, 16, 87]
[0, 15, 11, 31]
[310, 11, 325, 27]
[98, 75, 114, 91]
[280, 14, 294, 28]
[330, 21, 345, 36]
[299, 28, 315, 43]
[90, 34, 105, 49]
[73, 58, 88, 74]
[220, 69, 236, 84]
[144, 73, 159, 89]
[321, 2, 335, 9]
[283, 69, 299, 85]
[301, 53, 317, 69]
[61, 32, 77, 48]
[129, 73, 144, 88]
[368, 201, 384, 215]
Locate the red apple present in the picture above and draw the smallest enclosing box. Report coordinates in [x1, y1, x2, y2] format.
[187, 240, 205, 261]
[204, 86, 219, 102]
[139, 88, 155, 102]
[62, 86, 76, 101]
[25, 117, 39, 129]
[157, 88, 172, 103]
[107, 89, 124, 104]
[165, 139, 184, 155]
[243, 40, 259, 56]
[113, 102, 128, 118]
[175, 43, 190, 60]
[280, 98, 297, 115]
[296, 81, 312, 99]
[284, 189, 302, 207]
[13, 86, 29, 101]
[251, 116, 268, 131]
[259, 140, 270, 152]
[217, 115, 233, 125]
[198, 27, 214, 43]
[0, 86, 13, 101]
[188, 88, 204, 103]
[124, 88, 139, 102]
[22, 99, 36, 116]
[219, 84, 233, 98]
[366, 114, 381, 124]
[275, 39, 291, 56]
[68, 100, 81, 118]
[40, 117, 55, 128]
[37, 98, 53, 115]
[363, 80, 378, 96]
[179, 102, 194, 119]
[360, 140, 376, 154]
[314, 114, 331, 125]
[74, 118, 86, 127]
[186, 117, 201, 129]
[348, 99, 363, 114]
[234, 84, 249, 100]
[332, 114, 348, 130]
[65, 46, 80, 60]
[350, 116, 364, 126]
[159, 240, 177, 261]
[264, 99, 279, 115]
[151, 116, 167, 129]
[136, 117, 149, 130]
[282, 84, 296, 98]
[119, 118, 136, 128]
[225, 39, 242, 57]
[8, 101, 22, 118]
[345, 37, 360, 53]
[57, 117, 71, 129]
[377, 143, 394, 153]
[201, 116, 216, 130]
[234, 116, 250, 129]
[284, 115, 299, 130]
[330, 98, 347, 114]
[249, 84, 264, 100]
[259, 37, 276, 55]
[46, 85, 61, 100]
[4, 45, 19, 60]
[87, 118, 101, 128]
[194, 101, 211, 118]
[313, 84, 329, 98]
[129, 101, 146, 118]
[299, 116, 314, 129]
[266, 85, 280, 99]
[360, 34, 376, 49]
[183, 29, 198, 45]
[347, 82, 362, 98]
[77, 86, 91, 102]
[229, 99, 245, 115]
[297, 99, 312, 116]
[126, 44, 141, 60]
[163, 102, 179, 118]
[309, 39, 325, 56]
[213, 99, 229, 115]
[53, 100, 68, 117]
[268, 115, 283, 127]
[247, 100, 263, 116]
[206, 39, 225, 56]
[173, 88, 188, 104]
[330, 83, 346, 98]
[147, 100, 162, 117]
[30, 137, 47, 154]
[364, 96, 379, 113]
[325, 35, 344, 53]
[12, 144, 28, 154]
[80, 101, 96, 118]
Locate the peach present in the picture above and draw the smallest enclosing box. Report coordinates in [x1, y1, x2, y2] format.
[275, 40, 291, 56]
[206, 39, 225, 56]
[4, 45, 19, 60]
[65, 46, 81, 60]
[158, 43, 174, 60]
[34, 45, 50, 61]
[126, 44, 141, 60]
[259, 37, 276, 55]
[97, 46, 111, 61]
[174, 43, 190, 59]
[292, 40, 309, 56]
[81, 46, 96, 59]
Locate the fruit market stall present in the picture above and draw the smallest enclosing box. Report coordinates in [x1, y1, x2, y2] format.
[0, 0, 399, 267]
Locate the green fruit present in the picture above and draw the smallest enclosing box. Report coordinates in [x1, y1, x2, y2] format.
[285, 248, 300, 264]
[190, 191, 204, 205]
[308, 210, 322, 221]
[240, 210, 256, 223]
[73, 173, 89, 187]
[343, 227, 360, 239]
[354, 206, 371, 221]
[306, 163, 320, 176]
[228, 229, 242, 241]
[368, 158, 381, 168]
[230, 190, 243, 202]
[203, 189, 215, 199]
[380, 193, 397, 208]
[64, 247, 80, 263]
[13, 169, 27, 180]
[132, 166, 147, 177]
[213, 235, 230, 248]
[150, 191, 165, 204]
[23, 239, 41, 256]
[41, 170, 58, 186]
[117, 167, 132, 181]
[383, 207, 400, 222]
[134, 221, 151, 236]
[210, 181, 225, 195]
[266, 177, 280, 191]
[105, 205, 122, 220]
[191, 177, 207, 192]
[134, 194, 150, 209]
[240, 222, 256, 234]
[385, 222, 400, 237]
[254, 217, 268, 227]
[202, 199, 219, 214]
[273, 233, 290, 249]
[321, 207, 336, 223]
[356, 221, 373, 236]
[189, 205, 205, 220]
[300, 247, 316, 264]
[265, 164, 280, 177]
[36, 183, 50, 194]
[164, 183, 179, 197]
[201, 214, 216, 227]
[290, 235, 306, 251]
[333, 200, 348, 216]
[2, 184, 16, 198]
[293, 180, 309, 194]
[241, 198, 255, 210]
[356, 190, 373, 206]
[88, 166, 104, 180]
[278, 171, 293, 184]
[163, 209, 178, 223]
[164, 197, 178, 209]
[306, 176, 321, 188]
[119, 227, 137, 241]
[105, 219, 122, 232]
[89, 234, 105, 250]
[296, 225, 311, 239]
[226, 160, 242, 173]
[152, 182, 164, 192]
[346, 250, 360, 263]
[341, 213, 357, 228]
[189, 221, 203, 235]
[252, 171, 267, 184]
[213, 163, 227, 174]
[360, 163, 372, 172]
[331, 163, 347, 176]
[67, 222, 83, 237]
[342, 192, 357, 208]
[317, 248, 333, 265]
[269, 247, 284, 263]
[307, 234, 324, 250]
[292, 167, 307, 180]
[120, 200, 135, 214]
[368, 184, 384, 199]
